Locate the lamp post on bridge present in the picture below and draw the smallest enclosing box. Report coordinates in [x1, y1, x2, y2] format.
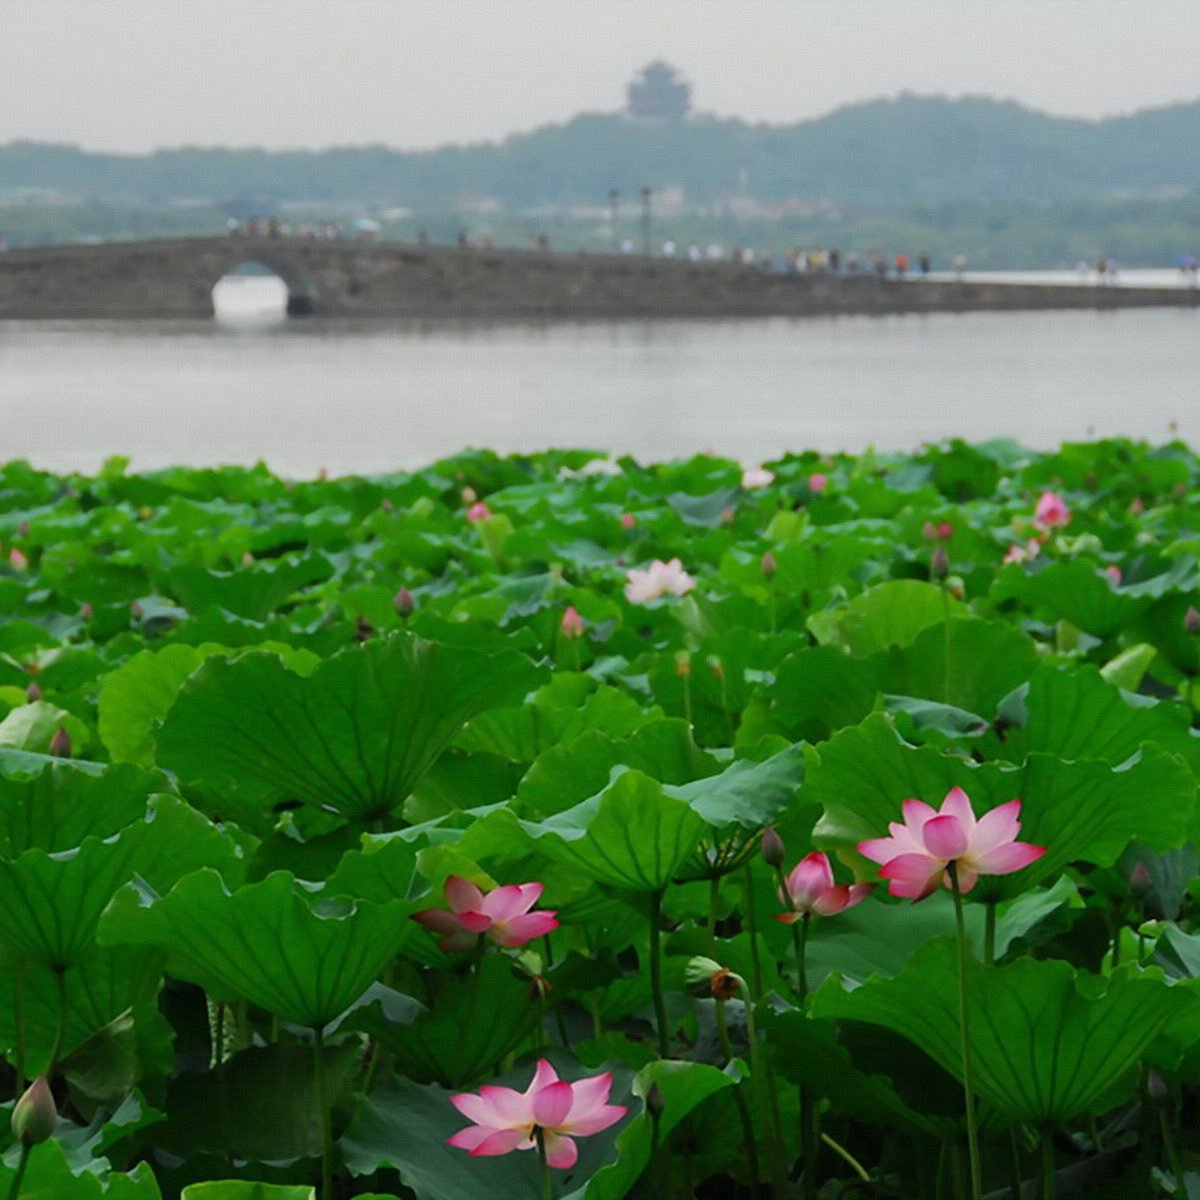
[640, 187, 652, 258]
[608, 189, 620, 251]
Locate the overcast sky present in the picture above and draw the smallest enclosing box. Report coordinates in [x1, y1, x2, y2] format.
[4, 0, 1198, 153]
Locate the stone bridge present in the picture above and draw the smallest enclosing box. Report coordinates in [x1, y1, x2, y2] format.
[0, 236, 1197, 319]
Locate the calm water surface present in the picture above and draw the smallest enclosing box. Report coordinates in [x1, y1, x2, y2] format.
[1, 276, 1198, 475]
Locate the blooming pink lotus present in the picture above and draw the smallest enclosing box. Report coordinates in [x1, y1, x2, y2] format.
[624, 557, 695, 604]
[858, 786, 1045, 900]
[1034, 491, 1070, 528]
[775, 852, 873, 921]
[466, 501, 493, 523]
[1105, 564, 1122, 585]
[742, 465, 775, 489]
[808, 472, 828, 493]
[448, 1058, 627, 1168]
[413, 876, 558, 953]
[1003, 538, 1041, 565]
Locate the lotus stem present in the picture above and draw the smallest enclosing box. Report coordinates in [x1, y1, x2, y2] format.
[6, 1142, 31, 1200]
[1159, 1108, 1186, 1197]
[707, 875, 720, 953]
[45, 967, 68, 1077]
[984, 901, 997, 966]
[536, 1126, 551, 1200]
[941, 585, 952, 704]
[792, 912, 810, 1002]
[742, 862, 764, 999]
[714, 996, 761, 1196]
[820, 1130, 870, 1182]
[648, 889, 670, 1056]
[948, 863, 983, 1200]
[1040, 1127, 1055, 1199]
[313, 1026, 333, 1200]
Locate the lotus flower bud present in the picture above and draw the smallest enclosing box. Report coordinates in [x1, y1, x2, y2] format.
[645, 1081, 665, 1118]
[675, 652, 691, 680]
[1185, 606, 1200, 635]
[466, 501, 492, 523]
[1146, 1068, 1170, 1107]
[78, 601, 94, 621]
[1128, 861, 1152, 898]
[1129, 496, 1145, 515]
[49, 727, 71, 758]
[937, 521, 954, 540]
[25, 681, 42, 703]
[922, 520, 938, 541]
[761, 552, 776, 579]
[9, 548, 28, 570]
[12, 1077, 56, 1146]
[17, 521, 30, 538]
[130, 600, 144, 620]
[808, 472, 828, 494]
[560, 606, 586, 639]
[1105, 564, 1122, 586]
[393, 587, 415, 618]
[721, 507, 736, 525]
[761, 826, 786, 868]
[460, 485, 478, 504]
[931, 546, 950, 581]
[355, 616, 374, 642]
[620, 513, 636, 530]
[379, 497, 394, 513]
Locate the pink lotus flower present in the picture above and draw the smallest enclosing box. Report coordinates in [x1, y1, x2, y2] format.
[619, 512, 637, 530]
[448, 1058, 627, 1168]
[742, 465, 775, 489]
[1003, 538, 1041, 565]
[1034, 491, 1070, 528]
[624, 557, 695, 604]
[413, 876, 558, 953]
[857, 786, 1045, 900]
[1105, 564, 1122, 585]
[466, 501, 493, 523]
[808, 472, 828, 493]
[8, 548, 28, 570]
[775, 852, 873, 921]
[559, 606, 586, 639]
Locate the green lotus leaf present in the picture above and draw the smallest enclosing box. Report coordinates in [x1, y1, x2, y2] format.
[519, 770, 709, 892]
[342, 1054, 635, 1199]
[354, 954, 538, 1086]
[98, 869, 416, 1028]
[809, 712, 1196, 900]
[767, 646, 881, 739]
[0, 701, 90, 757]
[156, 634, 544, 824]
[811, 939, 1199, 1123]
[808, 580, 964, 657]
[0, 1139, 161, 1198]
[182, 1185, 315, 1200]
[166, 554, 334, 621]
[667, 743, 805, 830]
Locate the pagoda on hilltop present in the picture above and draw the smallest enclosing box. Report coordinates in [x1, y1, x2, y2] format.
[626, 61, 691, 120]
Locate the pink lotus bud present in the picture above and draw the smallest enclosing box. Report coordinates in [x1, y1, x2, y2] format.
[25, 681, 41, 703]
[130, 600, 144, 620]
[937, 521, 954, 540]
[721, 506, 736, 524]
[1146, 1068, 1170, 1106]
[1185, 606, 1200, 635]
[620, 512, 637, 530]
[17, 521, 30, 538]
[1128, 861, 1152, 897]
[1105, 564, 1122, 585]
[922, 520, 938, 541]
[460, 485, 478, 504]
[559, 606, 586, 639]
[9, 548, 28, 570]
[393, 587, 415, 618]
[49, 727, 71, 758]
[466, 501, 492, 523]
[761, 826, 786, 868]
[931, 546, 949, 581]
[1034, 491, 1070, 528]
[808, 472, 828, 494]
[78, 601, 94, 621]
[1129, 496, 1146, 515]
[761, 551, 777, 578]
[12, 1077, 56, 1146]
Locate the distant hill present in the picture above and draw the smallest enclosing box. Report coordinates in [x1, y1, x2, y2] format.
[3, 94, 1200, 212]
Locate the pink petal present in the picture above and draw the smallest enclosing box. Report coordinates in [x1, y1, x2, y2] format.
[562, 1104, 628, 1136]
[447, 1125, 493, 1152]
[857, 836, 905, 865]
[562, 1072, 614, 1120]
[475, 1086, 532, 1125]
[532, 1080, 574, 1128]
[457, 911, 494, 933]
[811, 886, 852, 916]
[785, 853, 834, 907]
[921, 815, 969, 860]
[887, 874, 942, 900]
[901, 799, 939, 831]
[471, 1127, 530, 1157]
[445, 876, 485, 915]
[527, 1059, 560, 1095]
[412, 908, 462, 934]
[971, 841, 1045, 876]
[938, 787, 976, 829]
[844, 883, 875, 909]
[955, 867, 979, 894]
[481, 882, 542, 922]
[450, 1092, 503, 1126]
[877, 852, 943, 885]
[969, 799, 1022, 856]
[774, 912, 800, 924]
[542, 1132, 578, 1169]
[491, 911, 559, 947]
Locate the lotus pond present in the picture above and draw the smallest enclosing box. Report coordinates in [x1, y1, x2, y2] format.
[4, 440, 1200, 1200]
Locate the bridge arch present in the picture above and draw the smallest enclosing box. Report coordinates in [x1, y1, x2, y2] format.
[212, 245, 319, 317]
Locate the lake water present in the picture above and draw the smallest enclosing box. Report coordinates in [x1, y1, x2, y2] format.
[1, 274, 1198, 476]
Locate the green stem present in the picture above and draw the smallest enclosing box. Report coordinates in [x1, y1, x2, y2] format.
[707, 875, 720, 953]
[648, 889, 670, 1057]
[648, 1105, 670, 1200]
[800, 1087, 818, 1200]
[1040, 1128, 1055, 1200]
[941, 585, 952, 704]
[681, 670, 693, 729]
[536, 1126, 552, 1200]
[984, 902, 997, 966]
[714, 998, 761, 1196]
[742, 863, 764, 1000]
[820, 1131, 870, 1182]
[313, 1026, 333, 1200]
[6, 1142, 31, 1200]
[46, 968, 68, 1077]
[1159, 1108, 1186, 1197]
[791, 913, 811, 1002]
[13, 972, 26, 1098]
[1008, 1128, 1024, 1200]
[949, 864, 983, 1200]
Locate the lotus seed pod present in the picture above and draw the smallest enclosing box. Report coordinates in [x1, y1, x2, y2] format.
[12, 1077, 56, 1146]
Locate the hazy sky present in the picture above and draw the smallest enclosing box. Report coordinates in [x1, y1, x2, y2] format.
[5, 0, 1199, 153]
